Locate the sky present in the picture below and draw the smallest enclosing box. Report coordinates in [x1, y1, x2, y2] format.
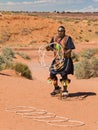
[0, 0, 98, 12]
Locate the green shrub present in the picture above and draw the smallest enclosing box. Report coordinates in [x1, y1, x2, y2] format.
[74, 57, 98, 79]
[2, 46, 15, 61]
[71, 52, 79, 62]
[80, 49, 95, 59]
[0, 55, 5, 64]
[74, 59, 91, 79]
[14, 63, 32, 80]
[0, 54, 13, 70]
[95, 31, 98, 35]
[90, 57, 98, 77]
[0, 55, 5, 70]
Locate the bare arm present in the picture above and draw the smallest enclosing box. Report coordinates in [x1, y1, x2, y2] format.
[64, 49, 72, 57]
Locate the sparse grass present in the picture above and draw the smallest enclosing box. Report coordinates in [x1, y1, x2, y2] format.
[17, 52, 31, 60]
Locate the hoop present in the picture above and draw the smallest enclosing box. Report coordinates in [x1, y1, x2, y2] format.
[38, 42, 65, 71]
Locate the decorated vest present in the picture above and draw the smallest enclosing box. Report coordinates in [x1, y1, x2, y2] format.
[54, 35, 71, 58]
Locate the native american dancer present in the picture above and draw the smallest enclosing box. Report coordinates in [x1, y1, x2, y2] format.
[46, 26, 75, 96]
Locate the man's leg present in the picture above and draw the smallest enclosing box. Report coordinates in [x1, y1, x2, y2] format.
[48, 73, 61, 96]
[60, 74, 71, 96]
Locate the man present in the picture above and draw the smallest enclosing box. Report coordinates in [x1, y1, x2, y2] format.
[47, 26, 75, 96]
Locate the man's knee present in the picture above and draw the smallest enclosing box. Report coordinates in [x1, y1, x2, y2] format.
[50, 74, 57, 80]
[60, 78, 71, 86]
[48, 74, 58, 85]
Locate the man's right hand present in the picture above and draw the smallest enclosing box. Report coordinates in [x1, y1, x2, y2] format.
[46, 46, 53, 51]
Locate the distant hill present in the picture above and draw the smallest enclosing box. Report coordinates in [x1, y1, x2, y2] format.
[0, 12, 98, 47]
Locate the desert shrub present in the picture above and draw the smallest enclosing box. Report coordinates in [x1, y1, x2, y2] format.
[0, 55, 5, 64]
[90, 57, 98, 77]
[80, 30, 83, 34]
[87, 20, 91, 26]
[21, 28, 31, 35]
[71, 52, 79, 62]
[74, 57, 98, 79]
[74, 20, 79, 24]
[79, 36, 82, 40]
[1, 46, 15, 60]
[0, 47, 15, 69]
[0, 55, 5, 70]
[74, 59, 91, 79]
[0, 54, 13, 70]
[80, 49, 95, 59]
[14, 62, 32, 80]
[95, 31, 98, 35]
[17, 52, 30, 60]
[88, 29, 92, 32]
[85, 39, 89, 42]
[3, 59, 14, 69]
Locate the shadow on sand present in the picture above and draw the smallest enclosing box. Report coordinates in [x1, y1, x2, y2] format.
[66, 92, 96, 100]
[0, 72, 11, 76]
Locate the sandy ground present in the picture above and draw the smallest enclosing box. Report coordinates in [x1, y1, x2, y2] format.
[0, 45, 98, 130]
[0, 13, 98, 130]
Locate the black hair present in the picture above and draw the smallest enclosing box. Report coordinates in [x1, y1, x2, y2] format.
[58, 26, 65, 32]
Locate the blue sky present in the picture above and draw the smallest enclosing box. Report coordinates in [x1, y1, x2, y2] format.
[0, 0, 98, 12]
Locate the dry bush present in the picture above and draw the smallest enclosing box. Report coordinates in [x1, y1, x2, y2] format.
[2, 46, 15, 60]
[74, 51, 98, 79]
[95, 31, 98, 35]
[0, 55, 5, 70]
[71, 52, 79, 62]
[90, 57, 98, 77]
[0, 47, 15, 70]
[0, 54, 14, 70]
[16, 52, 30, 60]
[14, 62, 32, 80]
[74, 59, 91, 79]
[80, 48, 95, 59]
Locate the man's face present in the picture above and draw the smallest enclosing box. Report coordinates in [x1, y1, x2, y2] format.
[58, 30, 65, 38]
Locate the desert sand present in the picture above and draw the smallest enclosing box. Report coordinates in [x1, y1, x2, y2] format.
[0, 48, 98, 130]
[0, 13, 98, 130]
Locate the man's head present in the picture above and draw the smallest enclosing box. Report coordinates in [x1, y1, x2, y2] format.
[57, 26, 65, 38]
